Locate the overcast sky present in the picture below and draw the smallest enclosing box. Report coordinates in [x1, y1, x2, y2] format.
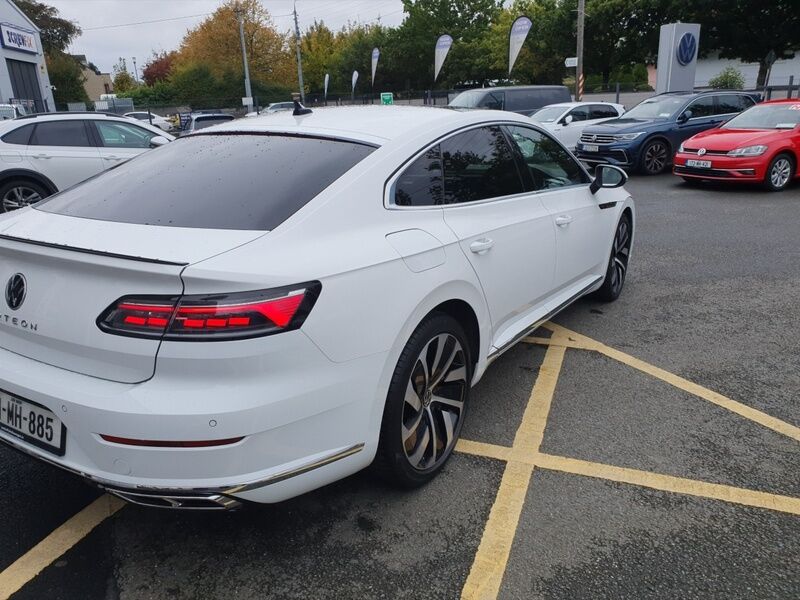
[47, 0, 407, 74]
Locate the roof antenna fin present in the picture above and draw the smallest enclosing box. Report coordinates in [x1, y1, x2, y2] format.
[292, 93, 312, 116]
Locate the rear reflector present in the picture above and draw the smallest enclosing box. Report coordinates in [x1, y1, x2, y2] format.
[100, 434, 244, 448]
[97, 282, 321, 341]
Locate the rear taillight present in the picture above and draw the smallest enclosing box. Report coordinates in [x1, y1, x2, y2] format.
[98, 282, 321, 341]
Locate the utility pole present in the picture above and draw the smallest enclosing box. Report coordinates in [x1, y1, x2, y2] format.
[576, 0, 585, 101]
[293, 2, 305, 103]
[235, 4, 253, 107]
[131, 56, 138, 83]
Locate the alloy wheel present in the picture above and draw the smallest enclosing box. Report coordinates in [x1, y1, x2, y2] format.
[608, 217, 631, 297]
[2, 185, 41, 212]
[643, 142, 667, 174]
[770, 157, 792, 189]
[402, 333, 467, 472]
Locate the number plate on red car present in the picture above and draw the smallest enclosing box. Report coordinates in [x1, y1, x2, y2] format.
[0, 390, 65, 455]
[686, 159, 712, 169]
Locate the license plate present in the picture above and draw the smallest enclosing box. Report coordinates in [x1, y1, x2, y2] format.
[582, 144, 599, 152]
[0, 390, 65, 455]
[686, 159, 712, 169]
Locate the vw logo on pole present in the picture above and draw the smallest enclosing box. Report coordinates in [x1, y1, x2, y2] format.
[5, 273, 26, 310]
[676, 32, 697, 66]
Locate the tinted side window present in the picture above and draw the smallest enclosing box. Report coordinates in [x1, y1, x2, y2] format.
[590, 105, 619, 119]
[30, 120, 92, 147]
[740, 95, 755, 109]
[394, 145, 443, 206]
[1, 124, 34, 145]
[94, 121, 156, 148]
[37, 134, 375, 230]
[505, 125, 588, 190]
[440, 126, 523, 204]
[686, 97, 715, 118]
[568, 106, 589, 121]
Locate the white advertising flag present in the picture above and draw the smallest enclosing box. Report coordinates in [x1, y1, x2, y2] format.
[324, 73, 329, 99]
[371, 48, 380, 86]
[508, 16, 532, 75]
[352, 70, 359, 94]
[434, 34, 453, 82]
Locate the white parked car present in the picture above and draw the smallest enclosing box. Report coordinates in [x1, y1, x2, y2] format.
[123, 111, 173, 132]
[530, 102, 625, 150]
[245, 102, 296, 118]
[0, 106, 634, 509]
[0, 112, 173, 212]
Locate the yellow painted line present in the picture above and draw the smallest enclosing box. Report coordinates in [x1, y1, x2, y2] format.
[456, 439, 512, 462]
[461, 338, 567, 600]
[461, 461, 534, 600]
[536, 453, 800, 516]
[0, 494, 125, 599]
[543, 322, 800, 442]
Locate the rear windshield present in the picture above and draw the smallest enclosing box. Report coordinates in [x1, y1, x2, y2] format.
[37, 134, 375, 230]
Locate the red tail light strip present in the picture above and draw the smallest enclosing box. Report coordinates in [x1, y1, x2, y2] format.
[100, 434, 244, 448]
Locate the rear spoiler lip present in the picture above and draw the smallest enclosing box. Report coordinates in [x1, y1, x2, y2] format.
[0, 233, 189, 267]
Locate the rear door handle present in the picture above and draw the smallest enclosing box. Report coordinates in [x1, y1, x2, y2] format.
[555, 215, 573, 227]
[103, 155, 121, 160]
[469, 238, 494, 254]
[31, 153, 50, 159]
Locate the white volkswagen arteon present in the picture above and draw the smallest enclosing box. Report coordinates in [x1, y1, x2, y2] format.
[0, 106, 634, 509]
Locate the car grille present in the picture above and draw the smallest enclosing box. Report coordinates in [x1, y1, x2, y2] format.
[580, 133, 616, 144]
[674, 165, 732, 177]
[681, 148, 729, 156]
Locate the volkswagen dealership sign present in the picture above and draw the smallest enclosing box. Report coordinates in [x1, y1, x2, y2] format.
[656, 23, 701, 93]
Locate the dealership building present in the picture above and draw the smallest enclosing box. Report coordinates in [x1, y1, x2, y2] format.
[0, 0, 54, 112]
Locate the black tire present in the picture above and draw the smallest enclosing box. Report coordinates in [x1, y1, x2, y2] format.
[595, 212, 632, 302]
[372, 313, 472, 488]
[638, 138, 670, 175]
[0, 179, 50, 213]
[762, 153, 795, 192]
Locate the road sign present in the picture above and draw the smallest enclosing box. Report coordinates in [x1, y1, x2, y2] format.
[241, 96, 253, 106]
[380, 92, 394, 105]
[565, 57, 578, 68]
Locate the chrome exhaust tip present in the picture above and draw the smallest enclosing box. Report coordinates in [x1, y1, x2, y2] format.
[107, 489, 242, 510]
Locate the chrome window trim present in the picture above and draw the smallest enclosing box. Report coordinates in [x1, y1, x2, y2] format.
[385, 121, 592, 210]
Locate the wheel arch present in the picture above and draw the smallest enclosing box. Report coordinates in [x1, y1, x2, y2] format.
[0, 169, 58, 195]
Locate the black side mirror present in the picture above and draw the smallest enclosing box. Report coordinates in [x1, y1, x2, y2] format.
[677, 110, 692, 124]
[590, 164, 628, 194]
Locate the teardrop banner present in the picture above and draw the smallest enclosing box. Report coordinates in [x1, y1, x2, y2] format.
[324, 73, 329, 100]
[508, 16, 532, 75]
[371, 48, 380, 87]
[434, 34, 453, 82]
[351, 70, 359, 99]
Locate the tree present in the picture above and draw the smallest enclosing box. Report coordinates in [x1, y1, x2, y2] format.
[142, 51, 176, 86]
[13, 0, 80, 54]
[688, 0, 799, 87]
[112, 58, 137, 93]
[301, 21, 341, 95]
[176, 0, 294, 91]
[46, 52, 88, 105]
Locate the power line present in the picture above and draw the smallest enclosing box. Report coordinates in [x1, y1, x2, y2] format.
[82, 13, 213, 31]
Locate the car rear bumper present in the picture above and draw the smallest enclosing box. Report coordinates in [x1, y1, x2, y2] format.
[0, 331, 385, 508]
[673, 152, 765, 181]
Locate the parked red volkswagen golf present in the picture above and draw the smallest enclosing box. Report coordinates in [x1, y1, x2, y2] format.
[673, 99, 800, 191]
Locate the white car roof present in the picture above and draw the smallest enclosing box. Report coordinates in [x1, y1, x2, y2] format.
[0, 112, 175, 139]
[539, 101, 624, 109]
[207, 105, 534, 145]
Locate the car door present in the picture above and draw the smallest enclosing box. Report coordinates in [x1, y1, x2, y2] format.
[504, 124, 612, 294]
[434, 125, 556, 348]
[25, 120, 103, 191]
[554, 105, 590, 149]
[676, 96, 718, 144]
[91, 120, 159, 169]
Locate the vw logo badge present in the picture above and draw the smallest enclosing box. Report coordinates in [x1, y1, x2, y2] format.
[676, 32, 697, 66]
[5, 273, 26, 310]
[591, 134, 598, 142]
[698, 148, 707, 156]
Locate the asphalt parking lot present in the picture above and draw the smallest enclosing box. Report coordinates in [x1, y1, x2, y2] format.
[1, 173, 798, 600]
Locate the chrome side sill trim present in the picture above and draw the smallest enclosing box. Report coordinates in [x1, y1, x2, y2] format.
[0, 433, 365, 502]
[487, 277, 602, 363]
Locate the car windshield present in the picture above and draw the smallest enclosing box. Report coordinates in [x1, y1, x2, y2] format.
[37, 134, 375, 230]
[722, 103, 800, 130]
[449, 89, 504, 109]
[624, 96, 688, 119]
[530, 106, 566, 123]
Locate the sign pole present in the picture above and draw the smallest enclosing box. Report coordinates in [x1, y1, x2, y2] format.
[576, 0, 585, 100]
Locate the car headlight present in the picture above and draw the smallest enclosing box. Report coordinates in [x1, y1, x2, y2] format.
[678, 142, 685, 152]
[727, 145, 768, 157]
[614, 132, 645, 141]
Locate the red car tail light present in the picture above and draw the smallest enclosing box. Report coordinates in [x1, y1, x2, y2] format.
[98, 282, 321, 341]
